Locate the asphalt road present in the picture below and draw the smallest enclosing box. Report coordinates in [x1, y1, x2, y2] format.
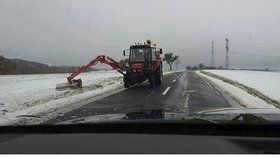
[48, 71, 241, 124]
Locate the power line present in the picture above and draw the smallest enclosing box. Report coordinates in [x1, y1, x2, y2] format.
[166, 46, 209, 53]
[230, 51, 280, 58]
[231, 43, 268, 49]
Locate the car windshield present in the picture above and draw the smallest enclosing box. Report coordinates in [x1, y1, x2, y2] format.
[0, 0, 280, 127]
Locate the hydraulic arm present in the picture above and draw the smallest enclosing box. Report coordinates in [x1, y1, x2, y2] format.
[56, 55, 129, 90]
[67, 55, 128, 84]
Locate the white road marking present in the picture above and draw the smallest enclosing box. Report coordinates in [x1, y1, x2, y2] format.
[186, 90, 195, 93]
[162, 87, 171, 95]
[172, 79, 177, 83]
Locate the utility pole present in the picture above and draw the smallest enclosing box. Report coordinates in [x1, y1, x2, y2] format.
[211, 40, 215, 68]
[225, 38, 229, 69]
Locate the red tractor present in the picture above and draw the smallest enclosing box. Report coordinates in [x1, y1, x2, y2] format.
[123, 40, 163, 88]
[56, 40, 163, 90]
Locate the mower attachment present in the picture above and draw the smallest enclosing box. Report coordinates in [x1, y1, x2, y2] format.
[55, 79, 82, 90]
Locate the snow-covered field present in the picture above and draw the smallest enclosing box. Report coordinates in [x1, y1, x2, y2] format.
[197, 70, 280, 111]
[204, 70, 280, 102]
[0, 70, 123, 125]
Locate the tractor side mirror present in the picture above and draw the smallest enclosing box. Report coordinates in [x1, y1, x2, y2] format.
[123, 50, 126, 56]
[159, 48, 163, 54]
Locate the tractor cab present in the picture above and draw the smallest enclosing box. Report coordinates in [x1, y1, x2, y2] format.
[128, 45, 156, 76]
[125, 44, 162, 73]
[129, 45, 156, 63]
[123, 40, 162, 64]
[122, 40, 163, 88]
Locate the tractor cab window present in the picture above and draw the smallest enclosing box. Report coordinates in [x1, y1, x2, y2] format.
[130, 49, 146, 62]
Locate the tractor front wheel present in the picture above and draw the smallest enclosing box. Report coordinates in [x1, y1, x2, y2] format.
[123, 74, 130, 88]
[155, 68, 162, 86]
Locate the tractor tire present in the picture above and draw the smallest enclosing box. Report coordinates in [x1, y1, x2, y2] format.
[123, 74, 130, 88]
[149, 75, 155, 88]
[155, 67, 162, 86]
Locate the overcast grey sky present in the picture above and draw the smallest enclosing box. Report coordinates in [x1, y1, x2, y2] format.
[0, 0, 280, 69]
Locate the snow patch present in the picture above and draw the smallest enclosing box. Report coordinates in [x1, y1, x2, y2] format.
[0, 70, 123, 125]
[205, 70, 280, 102]
[196, 71, 277, 109]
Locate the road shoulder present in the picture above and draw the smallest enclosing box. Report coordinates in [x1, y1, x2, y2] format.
[196, 70, 277, 109]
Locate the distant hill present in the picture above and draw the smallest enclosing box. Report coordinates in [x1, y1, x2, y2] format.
[0, 56, 97, 75]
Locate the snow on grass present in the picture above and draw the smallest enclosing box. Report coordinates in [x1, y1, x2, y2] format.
[204, 70, 280, 102]
[0, 70, 123, 125]
[196, 71, 277, 109]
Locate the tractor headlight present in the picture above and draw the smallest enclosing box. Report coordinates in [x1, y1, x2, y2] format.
[133, 69, 137, 72]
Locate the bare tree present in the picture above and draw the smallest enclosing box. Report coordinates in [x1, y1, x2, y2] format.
[163, 53, 179, 71]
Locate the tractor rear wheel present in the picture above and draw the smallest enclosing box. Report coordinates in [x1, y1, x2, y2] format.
[149, 75, 155, 88]
[155, 67, 162, 86]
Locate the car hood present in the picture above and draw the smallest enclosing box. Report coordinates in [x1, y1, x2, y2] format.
[55, 108, 280, 125]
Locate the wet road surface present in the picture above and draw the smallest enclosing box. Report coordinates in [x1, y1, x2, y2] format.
[46, 70, 241, 124]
